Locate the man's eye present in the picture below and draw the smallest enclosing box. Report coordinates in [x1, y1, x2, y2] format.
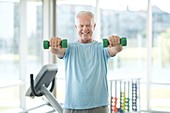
[79, 25, 83, 27]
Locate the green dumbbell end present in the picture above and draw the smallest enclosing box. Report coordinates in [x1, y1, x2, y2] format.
[61, 39, 68, 48]
[120, 37, 127, 46]
[102, 39, 109, 48]
[43, 40, 50, 49]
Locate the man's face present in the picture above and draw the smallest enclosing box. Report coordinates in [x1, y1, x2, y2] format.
[75, 14, 96, 43]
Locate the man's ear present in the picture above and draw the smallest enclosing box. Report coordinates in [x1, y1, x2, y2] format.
[75, 25, 77, 29]
[94, 23, 96, 29]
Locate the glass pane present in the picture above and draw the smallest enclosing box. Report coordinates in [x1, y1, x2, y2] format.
[0, 2, 20, 80]
[0, 2, 20, 111]
[0, 86, 20, 112]
[25, 1, 44, 110]
[26, 1, 43, 80]
[100, 0, 147, 111]
[151, 84, 170, 111]
[0, 0, 44, 111]
[151, 0, 170, 111]
[56, 0, 96, 102]
[140, 83, 147, 110]
[151, 0, 170, 83]
[100, 0, 147, 81]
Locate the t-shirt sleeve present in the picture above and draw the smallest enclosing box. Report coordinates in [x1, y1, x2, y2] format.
[62, 44, 71, 60]
[103, 48, 111, 60]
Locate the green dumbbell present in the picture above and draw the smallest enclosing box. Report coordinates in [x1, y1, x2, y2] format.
[43, 39, 68, 49]
[102, 37, 127, 47]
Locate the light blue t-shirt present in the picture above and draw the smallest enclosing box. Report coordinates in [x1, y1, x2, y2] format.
[63, 40, 111, 109]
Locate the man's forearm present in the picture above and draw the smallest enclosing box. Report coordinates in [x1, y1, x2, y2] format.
[108, 45, 122, 57]
[50, 48, 66, 58]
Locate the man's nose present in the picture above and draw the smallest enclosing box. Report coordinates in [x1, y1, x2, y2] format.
[82, 26, 88, 31]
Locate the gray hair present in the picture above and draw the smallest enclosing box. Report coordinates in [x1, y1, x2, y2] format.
[75, 11, 95, 25]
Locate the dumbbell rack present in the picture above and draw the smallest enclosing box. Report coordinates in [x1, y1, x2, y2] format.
[109, 78, 140, 113]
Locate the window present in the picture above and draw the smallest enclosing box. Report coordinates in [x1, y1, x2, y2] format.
[0, 1, 43, 112]
[55, 0, 170, 112]
[0, 1, 20, 111]
[0, 2, 20, 81]
[1, 0, 170, 112]
[25, 0, 44, 109]
[100, 0, 148, 110]
[151, 0, 170, 110]
[26, 1, 43, 79]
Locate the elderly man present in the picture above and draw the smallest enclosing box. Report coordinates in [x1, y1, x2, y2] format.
[49, 11, 123, 113]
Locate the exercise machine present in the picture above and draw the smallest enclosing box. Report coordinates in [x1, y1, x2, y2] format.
[25, 64, 63, 113]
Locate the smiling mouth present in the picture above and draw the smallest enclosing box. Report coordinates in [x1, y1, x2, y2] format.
[82, 32, 89, 35]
